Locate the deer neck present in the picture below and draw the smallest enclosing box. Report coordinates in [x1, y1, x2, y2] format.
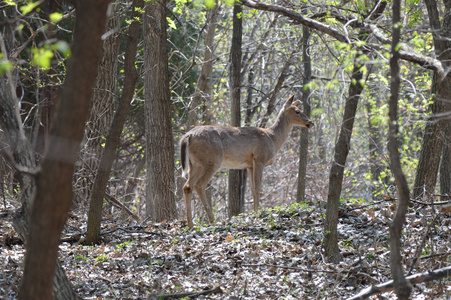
[267, 112, 292, 152]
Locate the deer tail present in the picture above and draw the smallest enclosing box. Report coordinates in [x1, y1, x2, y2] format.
[180, 136, 189, 178]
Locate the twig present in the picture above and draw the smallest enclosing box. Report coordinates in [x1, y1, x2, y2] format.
[408, 214, 438, 275]
[243, 263, 338, 273]
[347, 266, 451, 300]
[345, 198, 395, 211]
[420, 251, 451, 260]
[60, 233, 82, 243]
[410, 199, 451, 206]
[104, 194, 140, 222]
[153, 286, 222, 299]
[99, 226, 163, 237]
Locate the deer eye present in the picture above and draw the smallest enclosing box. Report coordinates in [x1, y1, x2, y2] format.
[295, 110, 301, 114]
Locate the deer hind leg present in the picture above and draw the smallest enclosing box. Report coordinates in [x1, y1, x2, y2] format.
[194, 166, 217, 224]
[183, 165, 203, 228]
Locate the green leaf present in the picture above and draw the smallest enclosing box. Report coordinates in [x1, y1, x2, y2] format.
[49, 12, 63, 23]
[20, 1, 40, 15]
[205, 0, 215, 9]
[135, 6, 145, 14]
[32, 47, 54, 69]
[0, 54, 13, 75]
[167, 17, 176, 30]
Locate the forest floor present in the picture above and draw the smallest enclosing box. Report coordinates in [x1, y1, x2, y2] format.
[1, 199, 451, 299]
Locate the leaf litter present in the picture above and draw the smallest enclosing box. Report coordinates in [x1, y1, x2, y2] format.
[1, 200, 450, 299]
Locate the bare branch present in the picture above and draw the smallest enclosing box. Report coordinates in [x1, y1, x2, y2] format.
[241, 0, 350, 43]
[348, 266, 451, 300]
[241, 1, 448, 77]
[368, 25, 447, 78]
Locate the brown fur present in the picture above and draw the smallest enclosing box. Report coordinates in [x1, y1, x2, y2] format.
[181, 95, 314, 227]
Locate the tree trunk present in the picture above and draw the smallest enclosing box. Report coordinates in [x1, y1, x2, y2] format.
[322, 1, 386, 262]
[77, 5, 120, 204]
[0, 19, 78, 300]
[296, 25, 311, 203]
[324, 58, 366, 263]
[413, 0, 451, 200]
[437, 3, 451, 201]
[412, 83, 445, 199]
[387, 0, 412, 298]
[85, 0, 143, 245]
[366, 93, 384, 199]
[228, 2, 245, 218]
[188, 5, 220, 128]
[440, 121, 451, 201]
[143, 0, 177, 222]
[19, 1, 111, 299]
[1, 78, 78, 300]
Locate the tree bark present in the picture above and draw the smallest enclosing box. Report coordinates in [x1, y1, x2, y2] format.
[323, 60, 364, 263]
[1, 19, 78, 300]
[412, 81, 446, 199]
[366, 92, 384, 199]
[440, 121, 451, 201]
[228, 2, 245, 218]
[19, 1, 112, 299]
[143, 0, 177, 222]
[387, 0, 412, 298]
[322, 1, 385, 263]
[413, 0, 451, 200]
[188, 4, 220, 128]
[85, 0, 143, 245]
[296, 25, 311, 203]
[77, 5, 120, 203]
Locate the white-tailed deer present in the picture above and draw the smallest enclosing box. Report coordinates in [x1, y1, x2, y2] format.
[180, 95, 314, 227]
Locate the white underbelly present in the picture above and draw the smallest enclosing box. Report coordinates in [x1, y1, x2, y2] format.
[220, 157, 252, 169]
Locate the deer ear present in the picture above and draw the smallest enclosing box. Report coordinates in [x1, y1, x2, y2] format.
[293, 100, 302, 108]
[284, 95, 295, 108]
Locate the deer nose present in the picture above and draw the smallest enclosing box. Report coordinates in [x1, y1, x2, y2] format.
[307, 121, 314, 128]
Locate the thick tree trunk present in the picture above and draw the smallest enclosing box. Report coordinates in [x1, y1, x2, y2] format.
[85, 0, 143, 245]
[0, 23, 78, 300]
[188, 5, 220, 128]
[19, 1, 111, 299]
[414, 0, 451, 200]
[323, 1, 385, 262]
[296, 25, 311, 203]
[387, 0, 412, 298]
[440, 120, 451, 201]
[437, 4, 451, 201]
[77, 5, 120, 203]
[228, 2, 245, 218]
[324, 61, 364, 263]
[412, 85, 446, 199]
[143, 0, 177, 221]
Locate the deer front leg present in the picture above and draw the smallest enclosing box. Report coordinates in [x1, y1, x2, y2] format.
[250, 161, 264, 212]
[247, 167, 257, 210]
